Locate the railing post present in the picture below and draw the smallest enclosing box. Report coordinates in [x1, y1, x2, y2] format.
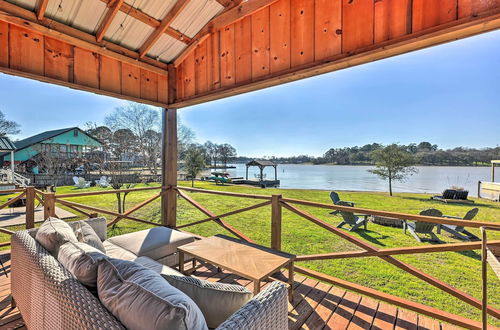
[481, 227, 487, 330]
[25, 187, 35, 229]
[271, 194, 282, 251]
[44, 192, 56, 219]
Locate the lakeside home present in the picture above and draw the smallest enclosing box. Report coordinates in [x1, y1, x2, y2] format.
[0, 0, 499, 329]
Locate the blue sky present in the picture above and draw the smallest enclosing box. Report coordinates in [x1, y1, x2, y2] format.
[0, 30, 498, 157]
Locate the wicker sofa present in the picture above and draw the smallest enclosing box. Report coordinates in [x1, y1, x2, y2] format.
[11, 218, 289, 330]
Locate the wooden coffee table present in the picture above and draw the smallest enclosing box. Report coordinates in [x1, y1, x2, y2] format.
[177, 235, 295, 301]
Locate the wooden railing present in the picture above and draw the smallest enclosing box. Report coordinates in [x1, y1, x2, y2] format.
[172, 186, 500, 329]
[0, 185, 499, 328]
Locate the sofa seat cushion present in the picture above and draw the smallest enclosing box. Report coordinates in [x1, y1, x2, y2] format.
[134, 256, 183, 276]
[35, 217, 78, 256]
[58, 241, 108, 287]
[105, 227, 195, 261]
[97, 258, 208, 330]
[103, 240, 137, 261]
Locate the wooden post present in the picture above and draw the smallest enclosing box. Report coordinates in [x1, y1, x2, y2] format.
[246, 165, 248, 180]
[492, 163, 496, 182]
[43, 192, 56, 219]
[271, 194, 282, 250]
[481, 227, 487, 330]
[161, 107, 178, 227]
[25, 187, 35, 229]
[274, 165, 277, 180]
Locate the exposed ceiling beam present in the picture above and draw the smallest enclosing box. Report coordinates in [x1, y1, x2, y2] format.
[96, 0, 124, 42]
[139, 0, 191, 58]
[35, 0, 48, 20]
[0, 0, 168, 72]
[173, 0, 278, 66]
[99, 0, 190, 44]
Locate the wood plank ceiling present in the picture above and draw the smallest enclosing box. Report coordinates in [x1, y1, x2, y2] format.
[0, 0, 499, 108]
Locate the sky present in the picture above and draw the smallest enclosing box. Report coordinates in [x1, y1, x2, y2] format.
[0, 30, 498, 158]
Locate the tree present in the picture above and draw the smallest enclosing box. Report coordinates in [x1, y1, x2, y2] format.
[0, 110, 20, 137]
[368, 144, 417, 196]
[178, 119, 195, 161]
[217, 143, 237, 167]
[105, 103, 160, 172]
[184, 146, 205, 187]
[204, 141, 219, 167]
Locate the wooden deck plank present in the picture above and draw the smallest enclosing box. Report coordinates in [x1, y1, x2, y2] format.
[326, 291, 362, 329]
[289, 281, 329, 330]
[302, 286, 346, 330]
[396, 308, 419, 330]
[347, 296, 379, 329]
[418, 314, 441, 330]
[372, 301, 398, 329]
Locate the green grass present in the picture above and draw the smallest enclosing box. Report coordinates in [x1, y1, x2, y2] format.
[1, 182, 499, 324]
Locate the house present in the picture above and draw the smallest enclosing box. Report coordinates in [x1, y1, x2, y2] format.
[1, 127, 102, 173]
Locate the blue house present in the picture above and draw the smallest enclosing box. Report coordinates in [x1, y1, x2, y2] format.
[2, 127, 102, 173]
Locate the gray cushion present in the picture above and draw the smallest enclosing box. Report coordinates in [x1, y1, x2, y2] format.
[97, 258, 208, 330]
[103, 240, 137, 261]
[68, 217, 107, 241]
[105, 227, 195, 261]
[35, 217, 78, 256]
[134, 256, 183, 276]
[57, 241, 107, 287]
[73, 221, 106, 253]
[162, 275, 253, 328]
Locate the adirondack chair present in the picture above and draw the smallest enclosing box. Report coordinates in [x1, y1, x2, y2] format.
[95, 176, 111, 188]
[404, 208, 443, 243]
[329, 191, 355, 215]
[437, 208, 480, 241]
[336, 201, 368, 231]
[73, 176, 90, 189]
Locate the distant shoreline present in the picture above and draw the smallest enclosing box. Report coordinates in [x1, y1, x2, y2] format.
[233, 163, 490, 167]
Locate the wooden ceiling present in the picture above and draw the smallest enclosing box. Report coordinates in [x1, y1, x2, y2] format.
[0, 0, 499, 108]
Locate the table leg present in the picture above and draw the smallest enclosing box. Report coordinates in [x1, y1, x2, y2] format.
[288, 261, 294, 302]
[179, 251, 185, 274]
[253, 280, 261, 296]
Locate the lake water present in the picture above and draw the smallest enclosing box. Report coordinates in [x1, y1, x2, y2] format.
[225, 164, 490, 196]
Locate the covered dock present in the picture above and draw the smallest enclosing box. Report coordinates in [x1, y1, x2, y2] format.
[478, 160, 500, 201]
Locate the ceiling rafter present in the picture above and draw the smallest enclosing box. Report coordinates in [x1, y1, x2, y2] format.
[138, 0, 191, 59]
[99, 0, 190, 44]
[173, 0, 278, 66]
[35, 0, 48, 20]
[95, 0, 124, 42]
[0, 0, 168, 72]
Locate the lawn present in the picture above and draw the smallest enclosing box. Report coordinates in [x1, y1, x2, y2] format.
[0, 181, 499, 325]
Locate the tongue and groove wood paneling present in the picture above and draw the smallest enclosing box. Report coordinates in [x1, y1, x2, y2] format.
[174, 0, 500, 105]
[0, 20, 168, 107]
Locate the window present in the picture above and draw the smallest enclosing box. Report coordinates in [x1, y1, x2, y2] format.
[60, 145, 67, 153]
[74, 129, 78, 137]
[71, 145, 78, 153]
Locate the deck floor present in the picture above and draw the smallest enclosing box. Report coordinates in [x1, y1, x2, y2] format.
[0, 252, 462, 330]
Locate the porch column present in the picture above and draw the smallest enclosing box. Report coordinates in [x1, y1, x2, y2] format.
[161, 108, 177, 227]
[10, 151, 15, 184]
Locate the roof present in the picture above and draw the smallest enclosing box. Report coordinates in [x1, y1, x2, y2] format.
[246, 160, 277, 167]
[0, 137, 17, 151]
[14, 128, 78, 151]
[12, 127, 102, 152]
[7, 0, 224, 63]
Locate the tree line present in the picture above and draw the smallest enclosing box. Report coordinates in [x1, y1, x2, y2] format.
[261, 142, 500, 166]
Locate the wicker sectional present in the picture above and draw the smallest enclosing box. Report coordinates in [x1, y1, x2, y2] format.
[11, 221, 289, 330]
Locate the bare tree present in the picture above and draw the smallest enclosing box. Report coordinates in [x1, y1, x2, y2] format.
[105, 103, 160, 172]
[204, 141, 219, 168]
[143, 129, 161, 174]
[0, 110, 20, 137]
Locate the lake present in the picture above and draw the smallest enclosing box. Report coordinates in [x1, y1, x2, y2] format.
[224, 164, 490, 196]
